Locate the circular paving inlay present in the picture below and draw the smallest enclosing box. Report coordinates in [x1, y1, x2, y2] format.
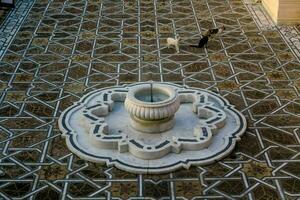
[59, 82, 247, 174]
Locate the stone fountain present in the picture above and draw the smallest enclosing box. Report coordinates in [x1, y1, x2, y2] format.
[124, 82, 180, 133]
[59, 82, 246, 174]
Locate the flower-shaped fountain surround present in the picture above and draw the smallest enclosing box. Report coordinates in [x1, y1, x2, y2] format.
[59, 82, 247, 174]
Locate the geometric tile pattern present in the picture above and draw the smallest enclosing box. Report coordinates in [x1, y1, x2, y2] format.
[0, 0, 300, 199]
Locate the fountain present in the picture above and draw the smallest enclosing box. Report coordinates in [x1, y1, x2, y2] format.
[124, 82, 180, 133]
[59, 82, 247, 174]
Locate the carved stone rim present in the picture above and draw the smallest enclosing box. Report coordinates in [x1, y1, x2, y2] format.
[126, 84, 177, 107]
[124, 84, 180, 122]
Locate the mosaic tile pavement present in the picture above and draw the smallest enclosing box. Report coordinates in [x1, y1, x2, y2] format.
[0, 0, 300, 199]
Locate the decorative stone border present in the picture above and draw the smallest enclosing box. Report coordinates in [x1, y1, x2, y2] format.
[59, 82, 247, 174]
[0, 0, 35, 60]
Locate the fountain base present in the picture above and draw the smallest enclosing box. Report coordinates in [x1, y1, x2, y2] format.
[130, 115, 175, 133]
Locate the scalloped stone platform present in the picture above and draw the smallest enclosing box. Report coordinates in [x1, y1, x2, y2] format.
[58, 82, 247, 174]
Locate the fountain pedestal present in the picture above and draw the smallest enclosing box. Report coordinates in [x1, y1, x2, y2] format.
[124, 84, 180, 133]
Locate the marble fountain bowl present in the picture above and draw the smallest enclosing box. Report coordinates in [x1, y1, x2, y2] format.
[58, 82, 247, 174]
[124, 84, 180, 133]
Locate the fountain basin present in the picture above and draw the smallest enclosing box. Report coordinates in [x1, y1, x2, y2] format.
[124, 84, 180, 133]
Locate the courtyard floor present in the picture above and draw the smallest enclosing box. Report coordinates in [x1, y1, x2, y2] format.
[0, 0, 300, 199]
